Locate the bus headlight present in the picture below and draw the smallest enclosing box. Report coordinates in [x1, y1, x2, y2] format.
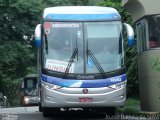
[109, 81, 126, 90]
[42, 82, 62, 90]
[24, 97, 29, 103]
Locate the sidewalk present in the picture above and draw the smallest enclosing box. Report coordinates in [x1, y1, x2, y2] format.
[118, 105, 160, 116]
[0, 106, 38, 114]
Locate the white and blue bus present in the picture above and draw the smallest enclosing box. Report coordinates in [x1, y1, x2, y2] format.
[34, 6, 134, 116]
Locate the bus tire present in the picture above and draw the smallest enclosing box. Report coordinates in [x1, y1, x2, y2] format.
[104, 107, 116, 116]
[43, 107, 60, 117]
[39, 104, 42, 112]
[43, 107, 50, 117]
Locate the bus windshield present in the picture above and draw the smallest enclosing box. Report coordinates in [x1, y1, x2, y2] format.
[43, 21, 124, 74]
[24, 78, 37, 96]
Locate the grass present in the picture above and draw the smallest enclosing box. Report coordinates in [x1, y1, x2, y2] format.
[125, 98, 140, 106]
[117, 98, 140, 115]
[117, 98, 160, 118]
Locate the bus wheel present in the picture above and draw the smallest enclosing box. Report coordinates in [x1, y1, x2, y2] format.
[43, 107, 60, 117]
[39, 104, 42, 112]
[104, 107, 116, 116]
[43, 108, 50, 117]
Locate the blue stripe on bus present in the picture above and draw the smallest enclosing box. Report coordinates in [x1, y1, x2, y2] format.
[41, 74, 126, 88]
[44, 14, 120, 21]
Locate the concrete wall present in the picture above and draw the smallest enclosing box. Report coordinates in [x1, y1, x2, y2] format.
[122, 0, 160, 22]
[122, 0, 128, 6]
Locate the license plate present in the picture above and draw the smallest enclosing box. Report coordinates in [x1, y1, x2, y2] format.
[79, 98, 93, 102]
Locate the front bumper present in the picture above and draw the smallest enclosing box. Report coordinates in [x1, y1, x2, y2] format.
[41, 84, 126, 108]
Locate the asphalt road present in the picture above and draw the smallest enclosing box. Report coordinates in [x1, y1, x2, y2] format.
[0, 107, 159, 120]
[0, 107, 108, 120]
[18, 112, 107, 120]
[0, 111, 110, 120]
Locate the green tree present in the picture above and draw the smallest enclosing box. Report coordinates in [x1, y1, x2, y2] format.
[43, 0, 104, 6]
[0, 0, 45, 106]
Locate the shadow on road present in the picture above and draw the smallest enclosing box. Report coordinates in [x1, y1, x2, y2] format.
[45, 111, 106, 120]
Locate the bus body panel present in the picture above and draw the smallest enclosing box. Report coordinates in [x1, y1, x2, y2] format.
[34, 6, 134, 113]
[41, 84, 126, 108]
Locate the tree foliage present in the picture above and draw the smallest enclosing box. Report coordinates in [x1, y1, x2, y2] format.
[42, 0, 103, 6]
[0, 0, 44, 106]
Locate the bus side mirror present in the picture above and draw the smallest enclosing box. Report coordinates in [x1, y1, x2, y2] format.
[20, 81, 24, 91]
[34, 24, 42, 47]
[123, 23, 135, 46]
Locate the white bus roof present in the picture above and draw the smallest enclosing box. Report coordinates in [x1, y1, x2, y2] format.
[43, 6, 121, 21]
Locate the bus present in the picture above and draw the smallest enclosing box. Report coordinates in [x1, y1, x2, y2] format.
[122, 0, 160, 112]
[20, 74, 39, 106]
[34, 6, 134, 116]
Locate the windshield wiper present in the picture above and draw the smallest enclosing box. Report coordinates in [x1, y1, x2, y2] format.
[63, 48, 78, 79]
[87, 50, 106, 78]
[25, 88, 36, 96]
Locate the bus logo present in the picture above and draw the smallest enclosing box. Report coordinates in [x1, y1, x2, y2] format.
[82, 89, 88, 94]
[77, 75, 94, 79]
